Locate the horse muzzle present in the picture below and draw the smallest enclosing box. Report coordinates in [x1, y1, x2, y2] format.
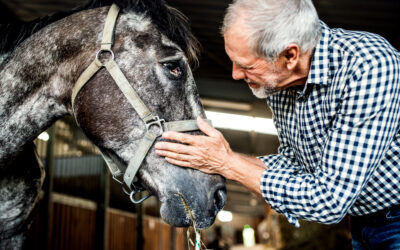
[158, 176, 226, 229]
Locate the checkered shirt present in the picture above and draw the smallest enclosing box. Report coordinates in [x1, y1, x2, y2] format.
[258, 21, 400, 227]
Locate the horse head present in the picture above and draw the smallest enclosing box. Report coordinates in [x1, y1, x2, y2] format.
[67, 1, 226, 228]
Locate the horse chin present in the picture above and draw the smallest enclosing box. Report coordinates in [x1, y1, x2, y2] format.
[135, 151, 227, 229]
[159, 193, 220, 229]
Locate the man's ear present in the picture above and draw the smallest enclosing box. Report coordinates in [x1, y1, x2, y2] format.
[283, 43, 300, 70]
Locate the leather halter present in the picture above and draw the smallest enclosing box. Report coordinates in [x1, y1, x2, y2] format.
[71, 4, 210, 203]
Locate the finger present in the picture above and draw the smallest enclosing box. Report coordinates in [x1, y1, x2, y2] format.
[155, 149, 193, 162]
[164, 157, 194, 169]
[155, 141, 195, 154]
[165, 157, 212, 174]
[161, 131, 197, 144]
[197, 116, 220, 137]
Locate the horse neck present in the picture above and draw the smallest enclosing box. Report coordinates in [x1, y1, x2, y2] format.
[0, 8, 105, 164]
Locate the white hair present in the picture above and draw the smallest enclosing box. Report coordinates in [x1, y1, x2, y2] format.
[222, 0, 321, 61]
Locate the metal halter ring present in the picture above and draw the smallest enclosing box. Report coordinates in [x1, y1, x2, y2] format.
[119, 179, 152, 204]
[129, 188, 152, 204]
[146, 116, 165, 136]
[96, 49, 115, 64]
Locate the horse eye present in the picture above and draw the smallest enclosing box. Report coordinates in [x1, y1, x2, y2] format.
[162, 61, 182, 78]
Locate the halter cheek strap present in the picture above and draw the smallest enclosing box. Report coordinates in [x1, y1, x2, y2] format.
[71, 4, 211, 203]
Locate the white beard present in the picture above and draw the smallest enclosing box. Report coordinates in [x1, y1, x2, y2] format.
[250, 86, 280, 99]
[246, 79, 280, 99]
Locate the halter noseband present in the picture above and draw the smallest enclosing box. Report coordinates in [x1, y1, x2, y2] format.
[71, 4, 210, 203]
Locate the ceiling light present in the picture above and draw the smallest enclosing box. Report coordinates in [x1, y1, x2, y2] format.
[205, 110, 277, 135]
[201, 98, 252, 111]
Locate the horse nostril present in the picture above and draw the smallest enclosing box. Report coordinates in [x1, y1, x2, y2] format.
[214, 188, 227, 212]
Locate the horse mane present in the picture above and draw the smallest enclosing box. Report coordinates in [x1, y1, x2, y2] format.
[0, 0, 200, 67]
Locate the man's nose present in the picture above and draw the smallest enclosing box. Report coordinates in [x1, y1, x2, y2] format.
[232, 63, 245, 80]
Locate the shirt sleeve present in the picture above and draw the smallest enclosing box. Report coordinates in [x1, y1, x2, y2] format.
[258, 145, 304, 227]
[259, 47, 400, 226]
[258, 144, 300, 170]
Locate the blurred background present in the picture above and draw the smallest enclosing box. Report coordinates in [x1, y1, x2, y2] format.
[1, 0, 398, 249]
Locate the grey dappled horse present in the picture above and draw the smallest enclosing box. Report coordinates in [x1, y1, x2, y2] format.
[0, 0, 226, 248]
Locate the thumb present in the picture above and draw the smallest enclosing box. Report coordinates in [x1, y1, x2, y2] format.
[197, 116, 219, 137]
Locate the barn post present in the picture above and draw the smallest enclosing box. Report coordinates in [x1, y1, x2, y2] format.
[39, 126, 55, 250]
[170, 227, 176, 250]
[95, 160, 110, 250]
[136, 196, 144, 250]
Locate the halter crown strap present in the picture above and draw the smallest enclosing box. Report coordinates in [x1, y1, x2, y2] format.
[101, 3, 119, 50]
[71, 4, 212, 198]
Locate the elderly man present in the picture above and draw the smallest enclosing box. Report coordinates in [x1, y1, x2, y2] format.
[155, 0, 400, 248]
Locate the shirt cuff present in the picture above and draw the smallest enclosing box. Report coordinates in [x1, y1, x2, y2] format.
[259, 161, 301, 227]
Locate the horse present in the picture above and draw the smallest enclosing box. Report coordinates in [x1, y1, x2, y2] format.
[0, 0, 226, 248]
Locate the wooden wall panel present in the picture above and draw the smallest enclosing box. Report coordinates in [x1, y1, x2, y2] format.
[107, 209, 137, 249]
[160, 223, 172, 250]
[175, 228, 187, 250]
[38, 196, 187, 250]
[50, 202, 97, 250]
[107, 208, 186, 250]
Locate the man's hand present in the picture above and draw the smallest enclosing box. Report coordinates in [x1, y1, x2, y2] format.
[155, 116, 267, 196]
[155, 116, 233, 176]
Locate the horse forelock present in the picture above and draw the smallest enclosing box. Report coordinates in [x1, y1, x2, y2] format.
[0, 0, 200, 68]
[145, 4, 201, 68]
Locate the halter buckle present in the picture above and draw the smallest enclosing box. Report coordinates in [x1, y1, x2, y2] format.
[145, 116, 165, 136]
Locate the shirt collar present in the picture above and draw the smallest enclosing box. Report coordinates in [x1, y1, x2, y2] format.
[297, 21, 331, 99]
[306, 21, 332, 85]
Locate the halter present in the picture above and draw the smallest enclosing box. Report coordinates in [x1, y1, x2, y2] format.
[71, 4, 210, 204]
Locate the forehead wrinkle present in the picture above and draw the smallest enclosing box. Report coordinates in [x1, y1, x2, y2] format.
[235, 60, 251, 69]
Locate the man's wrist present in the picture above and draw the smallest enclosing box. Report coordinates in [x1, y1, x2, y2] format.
[220, 150, 237, 179]
[222, 152, 265, 196]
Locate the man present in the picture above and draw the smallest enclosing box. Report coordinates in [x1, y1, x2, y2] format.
[155, 0, 400, 248]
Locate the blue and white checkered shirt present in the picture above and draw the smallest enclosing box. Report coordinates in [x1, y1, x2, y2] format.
[258, 21, 400, 227]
